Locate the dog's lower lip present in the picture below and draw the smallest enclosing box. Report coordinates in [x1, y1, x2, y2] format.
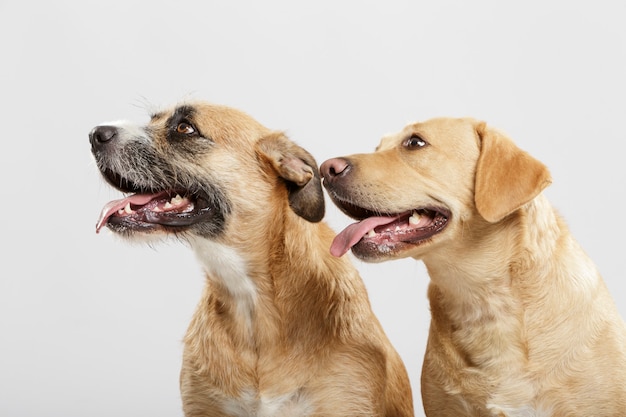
[96, 190, 213, 233]
[329, 204, 450, 257]
[365, 209, 449, 241]
[349, 211, 449, 259]
[142, 206, 212, 226]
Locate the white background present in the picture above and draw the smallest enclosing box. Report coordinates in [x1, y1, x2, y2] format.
[1, 1, 625, 416]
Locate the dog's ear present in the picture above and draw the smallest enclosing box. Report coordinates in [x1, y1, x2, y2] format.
[256, 132, 325, 222]
[474, 122, 552, 223]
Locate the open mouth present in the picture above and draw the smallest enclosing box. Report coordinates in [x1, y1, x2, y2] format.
[329, 200, 450, 257]
[95, 170, 213, 234]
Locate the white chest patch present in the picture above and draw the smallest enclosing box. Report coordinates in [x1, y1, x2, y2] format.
[188, 238, 257, 329]
[222, 388, 313, 417]
[487, 403, 550, 417]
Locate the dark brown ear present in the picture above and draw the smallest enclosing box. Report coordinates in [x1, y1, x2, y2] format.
[474, 123, 552, 223]
[256, 132, 325, 222]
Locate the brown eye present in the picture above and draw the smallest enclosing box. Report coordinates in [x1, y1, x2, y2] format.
[176, 122, 195, 135]
[403, 134, 427, 149]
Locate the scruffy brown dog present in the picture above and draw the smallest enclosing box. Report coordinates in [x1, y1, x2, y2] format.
[320, 117, 626, 417]
[89, 100, 413, 417]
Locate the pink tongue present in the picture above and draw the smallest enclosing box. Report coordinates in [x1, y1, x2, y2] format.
[95, 192, 168, 233]
[330, 215, 400, 257]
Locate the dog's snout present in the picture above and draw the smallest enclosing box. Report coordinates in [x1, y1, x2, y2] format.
[320, 158, 351, 185]
[89, 125, 118, 149]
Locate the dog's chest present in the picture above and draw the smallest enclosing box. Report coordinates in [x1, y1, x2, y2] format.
[187, 240, 316, 416]
[221, 388, 313, 417]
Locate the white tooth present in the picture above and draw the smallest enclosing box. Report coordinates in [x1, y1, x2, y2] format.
[367, 229, 376, 238]
[409, 211, 421, 225]
[171, 194, 183, 205]
[124, 203, 133, 214]
[164, 202, 173, 209]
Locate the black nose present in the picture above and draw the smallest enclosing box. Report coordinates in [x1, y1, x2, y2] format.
[89, 125, 118, 150]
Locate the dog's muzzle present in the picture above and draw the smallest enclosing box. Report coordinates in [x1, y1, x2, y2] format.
[89, 124, 226, 237]
[319, 157, 450, 258]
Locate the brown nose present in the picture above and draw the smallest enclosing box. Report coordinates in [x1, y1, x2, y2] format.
[319, 157, 351, 186]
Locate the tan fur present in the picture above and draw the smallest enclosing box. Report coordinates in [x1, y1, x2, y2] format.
[91, 101, 413, 417]
[320, 117, 626, 416]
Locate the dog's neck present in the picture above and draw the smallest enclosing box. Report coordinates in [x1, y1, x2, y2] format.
[421, 194, 616, 412]
[424, 194, 562, 304]
[186, 217, 362, 348]
[421, 195, 567, 369]
[189, 237, 258, 338]
[427, 193, 606, 366]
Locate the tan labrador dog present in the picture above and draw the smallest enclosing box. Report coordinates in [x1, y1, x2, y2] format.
[89, 100, 413, 417]
[320, 117, 626, 416]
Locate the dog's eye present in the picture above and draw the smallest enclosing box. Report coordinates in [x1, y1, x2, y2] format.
[403, 134, 428, 149]
[176, 122, 196, 135]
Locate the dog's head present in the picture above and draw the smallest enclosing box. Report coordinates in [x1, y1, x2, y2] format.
[90, 100, 324, 244]
[320, 117, 551, 261]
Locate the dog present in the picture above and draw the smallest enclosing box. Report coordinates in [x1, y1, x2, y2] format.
[89, 100, 413, 417]
[319, 117, 626, 416]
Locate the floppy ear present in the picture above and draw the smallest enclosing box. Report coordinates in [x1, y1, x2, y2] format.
[256, 132, 325, 222]
[474, 123, 552, 223]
